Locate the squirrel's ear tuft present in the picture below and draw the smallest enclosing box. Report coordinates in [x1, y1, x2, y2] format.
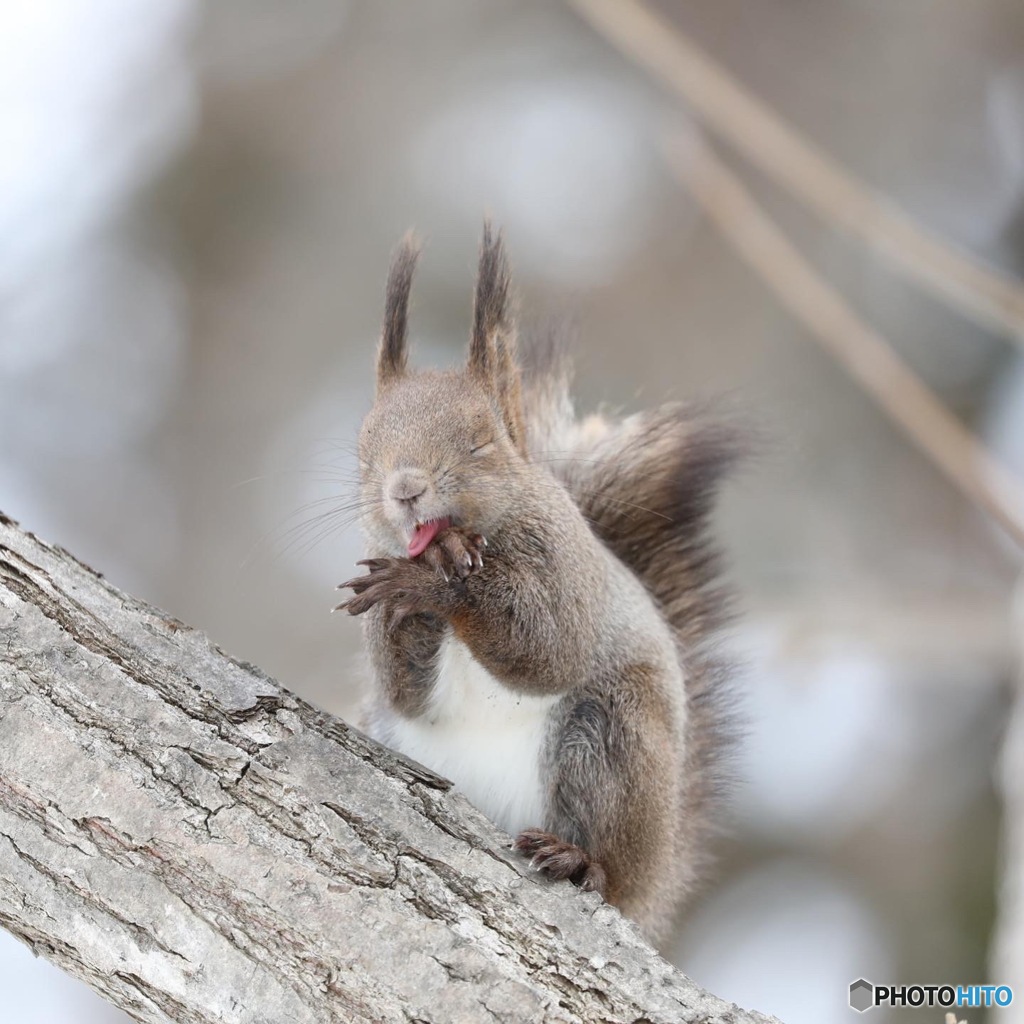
[377, 233, 420, 391]
[468, 222, 526, 454]
[468, 221, 510, 383]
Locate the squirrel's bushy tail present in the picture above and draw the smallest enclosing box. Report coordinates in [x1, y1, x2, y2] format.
[521, 329, 742, 890]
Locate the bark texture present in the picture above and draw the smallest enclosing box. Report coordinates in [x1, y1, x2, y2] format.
[0, 513, 778, 1024]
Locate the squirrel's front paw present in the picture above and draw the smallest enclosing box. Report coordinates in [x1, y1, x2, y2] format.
[420, 526, 486, 580]
[514, 828, 607, 896]
[336, 558, 435, 617]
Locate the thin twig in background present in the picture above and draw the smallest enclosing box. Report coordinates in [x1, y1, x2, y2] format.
[566, 0, 1024, 344]
[664, 135, 1024, 552]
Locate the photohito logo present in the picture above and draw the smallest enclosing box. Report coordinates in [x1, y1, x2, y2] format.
[849, 979, 1014, 1013]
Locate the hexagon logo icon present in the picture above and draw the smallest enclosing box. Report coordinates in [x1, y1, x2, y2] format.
[849, 979, 874, 1013]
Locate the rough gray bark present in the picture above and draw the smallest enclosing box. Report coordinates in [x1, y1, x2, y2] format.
[0, 513, 778, 1024]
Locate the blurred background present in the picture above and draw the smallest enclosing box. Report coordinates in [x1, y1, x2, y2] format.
[1, 1, 1022, 1022]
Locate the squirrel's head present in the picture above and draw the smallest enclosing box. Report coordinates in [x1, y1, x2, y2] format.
[357, 224, 529, 556]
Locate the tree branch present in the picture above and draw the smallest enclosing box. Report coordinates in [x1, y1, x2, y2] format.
[0, 513, 779, 1024]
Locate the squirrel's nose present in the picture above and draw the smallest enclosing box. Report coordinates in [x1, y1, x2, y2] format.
[387, 469, 429, 505]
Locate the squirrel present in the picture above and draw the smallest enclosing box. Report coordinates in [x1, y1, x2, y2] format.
[338, 224, 739, 941]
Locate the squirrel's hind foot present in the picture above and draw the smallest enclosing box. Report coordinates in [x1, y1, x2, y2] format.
[514, 828, 606, 896]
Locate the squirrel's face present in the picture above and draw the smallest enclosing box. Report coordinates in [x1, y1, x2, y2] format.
[357, 225, 528, 557]
[358, 371, 525, 556]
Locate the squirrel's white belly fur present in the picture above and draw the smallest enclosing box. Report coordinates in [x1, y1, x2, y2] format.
[383, 636, 558, 836]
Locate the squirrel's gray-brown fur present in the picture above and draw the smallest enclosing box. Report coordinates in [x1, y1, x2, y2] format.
[340, 224, 739, 941]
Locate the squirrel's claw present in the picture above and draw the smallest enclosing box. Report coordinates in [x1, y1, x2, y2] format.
[468, 535, 485, 570]
[356, 558, 390, 571]
[578, 862, 607, 893]
[338, 574, 374, 595]
[420, 543, 451, 581]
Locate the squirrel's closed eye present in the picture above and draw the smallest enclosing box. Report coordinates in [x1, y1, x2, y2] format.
[470, 441, 494, 456]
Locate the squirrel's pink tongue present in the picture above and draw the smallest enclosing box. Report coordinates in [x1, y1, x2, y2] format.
[408, 517, 451, 557]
